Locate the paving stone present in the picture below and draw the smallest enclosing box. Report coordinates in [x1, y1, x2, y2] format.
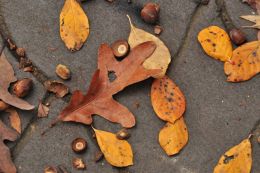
[1, 0, 197, 92]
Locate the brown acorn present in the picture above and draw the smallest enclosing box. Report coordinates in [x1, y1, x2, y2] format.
[116, 128, 130, 140]
[111, 40, 130, 58]
[13, 78, 33, 98]
[141, 2, 160, 24]
[0, 100, 9, 111]
[71, 138, 87, 153]
[229, 28, 246, 46]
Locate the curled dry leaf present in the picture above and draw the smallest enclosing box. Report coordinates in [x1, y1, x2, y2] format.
[127, 15, 171, 78]
[94, 128, 133, 167]
[56, 41, 161, 128]
[0, 120, 19, 173]
[44, 80, 69, 98]
[159, 117, 188, 156]
[224, 41, 260, 82]
[0, 52, 34, 110]
[240, 15, 260, 29]
[198, 26, 233, 62]
[213, 139, 252, 173]
[60, 0, 90, 51]
[151, 76, 185, 124]
[38, 102, 50, 118]
[6, 108, 22, 134]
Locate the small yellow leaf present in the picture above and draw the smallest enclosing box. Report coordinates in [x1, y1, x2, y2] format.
[94, 128, 133, 167]
[60, 0, 90, 51]
[214, 139, 252, 173]
[151, 76, 186, 124]
[127, 15, 171, 78]
[159, 117, 188, 156]
[198, 26, 233, 62]
[224, 41, 260, 82]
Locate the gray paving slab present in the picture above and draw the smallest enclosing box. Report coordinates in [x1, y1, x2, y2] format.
[0, 0, 259, 173]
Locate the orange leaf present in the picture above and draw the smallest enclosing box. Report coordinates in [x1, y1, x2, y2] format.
[151, 76, 186, 124]
[224, 41, 260, 82]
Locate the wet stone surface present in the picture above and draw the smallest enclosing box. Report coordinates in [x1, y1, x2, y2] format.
[0, 0, 259, 173]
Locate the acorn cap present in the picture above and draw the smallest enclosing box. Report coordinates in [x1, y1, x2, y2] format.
[116, 128, 131, 140]
[71, 138, 87, 153]
[111, 40, 130, 58]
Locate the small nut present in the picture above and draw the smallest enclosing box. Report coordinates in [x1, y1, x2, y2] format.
[16, 48, 25, 57]
[72, 158, 86, 170]
[141, 2, 160, 24]
[116, 128, 130, 140]
[111, 40, 130, 58]
[13, 78, 33, 98]
[56, 64, 71, 80]
[94, 150, 104, 162]
[71, 138, 87, 153]
[154, 25, 163, 35]
[44, 166, 58, 173]
[229, 28, 246, 46]
[0, 100, 9, 111]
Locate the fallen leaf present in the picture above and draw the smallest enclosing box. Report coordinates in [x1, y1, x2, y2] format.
[94, 128, 133, 167]
[127, 15, 171, 78]
[44, 80, 69, 98]
[0, 52, 34, 110]
[6, 108, 21, 134]
[159, 117, 188, 156]
[60, 0, 90, 51]
[0, 119, 19, 173]
[198, 26, 233, 62]
[151, 76, 186, 124]
[213, 138, 252, 173]
[224, 41, 260, 82]
[241, 15, 260, 29]
[38, 102, 50, 118]
[56, 41, 161, 128]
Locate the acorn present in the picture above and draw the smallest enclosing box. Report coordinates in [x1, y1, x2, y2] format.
[13, 78, 33, 98]
[56, 64, 71, 80]
[111, 40, 130, 58]
[229, 28, 246, 46]
[72, 158, 86, 170]
[141, 2, 160, 24]
[116, 128, 130, 140]
[71, 138, 87, 153]
[44, 166, 58, 173]
[0, 100, 9, 111]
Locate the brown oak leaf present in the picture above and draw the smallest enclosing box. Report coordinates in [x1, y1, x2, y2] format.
[55, 41, 161, 128]
[0, 119, 19, 173]
[0, 52, 34, 110]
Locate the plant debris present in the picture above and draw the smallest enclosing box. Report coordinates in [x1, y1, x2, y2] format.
[94, 150, 104, 162]
[56, 64, 71, 80]
[7, 108, 22, 134]
[154, 25, 163, 35]
[44, 166, 58, 173]
[44, 80, 69, 98]
[128, 15, 171, 78]
[213, 138, 252, 173]
[60, 0, 90, 51]
[71, 138, 87, 153]
[0, 119, 19, 173]
[198, 26, 233, 62]
[38, 101, 50, 118]
[55, 41, 160, 128]
[72, 158, 86, 170]
[13, 78, 33, 98]
[0, 51, 34, 110]
[159, 117, 188, 156]
[141, 2, 160, 24]
[116, 128, 130, 140]
[94, 128, 133, 167]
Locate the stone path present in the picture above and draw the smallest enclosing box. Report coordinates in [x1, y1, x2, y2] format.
[0, 0, 259, 172]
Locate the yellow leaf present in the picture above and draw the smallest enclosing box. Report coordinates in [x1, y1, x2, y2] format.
[94, 128, 133, 167]
[127, 15, 171, 78]
[224, 41, 260, 82]
[151, 76, 186, 124]
[198, 26, 233, 62]
[214, 139, 252, 173]
[159, 117, 188, 156]
[60, 0, 90, 51]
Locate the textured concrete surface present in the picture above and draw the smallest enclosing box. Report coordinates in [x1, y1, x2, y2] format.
[0, 0, 259, 173]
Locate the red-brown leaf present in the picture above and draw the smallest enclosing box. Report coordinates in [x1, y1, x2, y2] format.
[0, 119, 19, 173]
[57, 41, 161, 128]
[0, 52, 34, 110]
